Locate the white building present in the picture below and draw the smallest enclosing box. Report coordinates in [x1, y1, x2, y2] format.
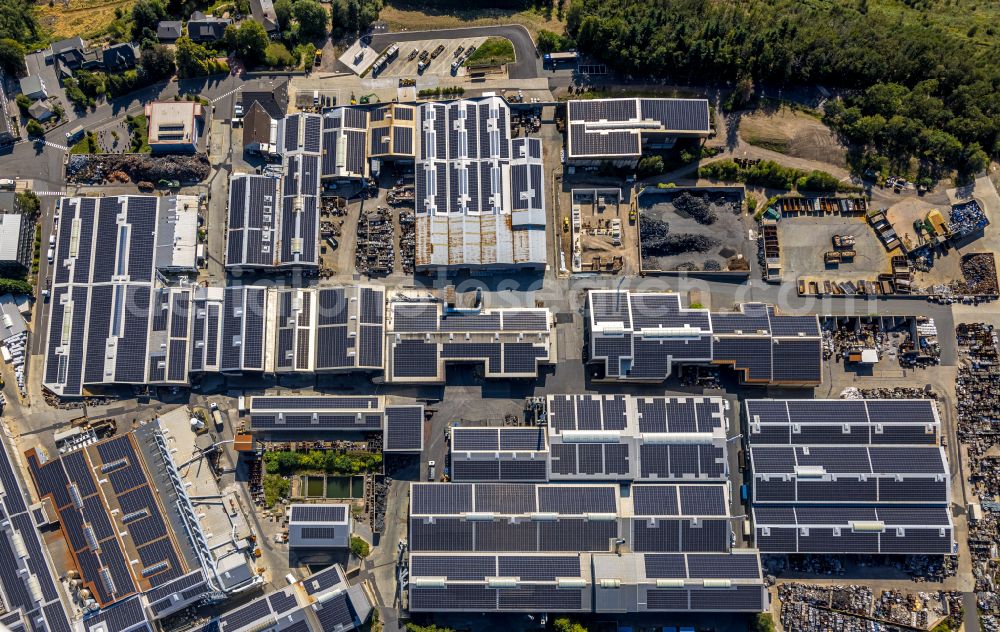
[288, 504, 352, 548]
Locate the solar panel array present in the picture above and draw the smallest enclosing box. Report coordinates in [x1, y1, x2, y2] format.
[566, 98, 710, 159]
[588, 291, 822, 385]
[27, 433, 195, 608]
[44, 196, 192, 396]
[290, 504, 349, 524]
[0, 431, 72, 632]
[746, 398, 954, 554]
[450, 427, 549, 482]
[753, 505, 954, 554]
[387, 301, 553, 383]
[225, 174, 277, 268]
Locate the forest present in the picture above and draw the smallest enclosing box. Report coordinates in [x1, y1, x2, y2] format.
[563, 0, 1000, 176]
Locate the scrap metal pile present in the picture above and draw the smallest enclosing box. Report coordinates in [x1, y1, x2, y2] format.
[779, 583, 961, 632]
[638, 215, 719, 258]
[399, 210, 415, 274]
[959, 253, 999, 295]
[954, 322, 1000, 630]
[66, 153, 210, 184]
[356, 206, 395, 275]
[949, 200, 989, 237]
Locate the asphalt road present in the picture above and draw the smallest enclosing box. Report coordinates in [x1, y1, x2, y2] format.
[368, 25, 540, 80]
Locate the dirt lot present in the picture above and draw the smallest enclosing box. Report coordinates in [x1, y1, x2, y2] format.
[380, 1, 565, 39]
[778, 214, 889, 282]
[567, 187, 637, 274]
[638, 188, 753, 273]
[37, 0, 130, 39]
[739, 108, 848, 168]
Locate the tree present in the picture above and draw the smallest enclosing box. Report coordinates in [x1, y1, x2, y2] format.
[226, 21, 269, 65]
[141, 44, 175, 80]
[25, 119, 43, 136]
[292, 0, 328, 40]
[637, 155, 664, 178]
[16, 191, 39, 216]
[14, 93, 29, 112]
[0, 38, 26, 75]
[536, 29, 563, 54]
[0, 278, 33, 295]
[131, 0, 166, 41]
[752, 613, 775, 632]
[0, 0, 39, 44]
[175, 36, 213, 77]
[274, 0, 293, 30]
[405, 625, 455, 632]
[553, 618, 588, 632]
[264, 42, 295, 67]
[349, 536, 370, 558]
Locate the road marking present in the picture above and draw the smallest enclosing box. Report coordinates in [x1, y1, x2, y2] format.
[43, 141, 68, 151]
[34, 191, 67, 196]
[211, 86, 243, 103]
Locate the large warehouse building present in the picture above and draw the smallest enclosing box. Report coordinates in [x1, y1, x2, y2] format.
[587, 290, 823, 386]
[745, 398, 955, 555]
[565, 98, 712, 167]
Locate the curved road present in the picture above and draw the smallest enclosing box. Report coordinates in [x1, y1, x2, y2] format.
[368, 24, 540, 79]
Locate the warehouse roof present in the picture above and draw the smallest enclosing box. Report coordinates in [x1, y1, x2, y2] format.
[566, 98, 711, 159]
[587, 290, 822, 385]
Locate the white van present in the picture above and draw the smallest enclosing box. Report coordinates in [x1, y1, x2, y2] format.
[46, 247, 54, 263]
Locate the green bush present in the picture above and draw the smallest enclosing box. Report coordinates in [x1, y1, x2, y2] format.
[263, 450, 382, 475]
[264, 42, 295, 67]
[699, 159, 847, 192]
[553, 619, 588, 632]
[0, 278, 33, 296]
[17, 191, 39, 215]
[752, 613, 775, 632]
[349, 536, 370, 558]
[637, 155, 664, 178]
[25, 119, 43, 136]
[262, 474, 289, 508]
[405, 624, 455, 632]
[464, 37, 515, 67]
[14, 93, 29, 112]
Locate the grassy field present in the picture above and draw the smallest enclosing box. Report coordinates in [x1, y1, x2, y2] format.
[379, 0, 565, 39]
[36, 0, 134, 40]
[739, 108, 847, 168]
[463, 36, 514, 67]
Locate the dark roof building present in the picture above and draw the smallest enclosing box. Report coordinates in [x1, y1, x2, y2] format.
[102, 42, 138, 72]
[42, 196, 195, 397]
[241, 77, 288, 119]
[187, 11, 231, 42]
[566, 98, 711, 166]
[249, 0, 279, 32]
[385, 297, 554, 383]
[746, 398, 955, 555]
[587, 290, 822, 386]
[242, 101, 278, 155]
[156, 20, 183, 41]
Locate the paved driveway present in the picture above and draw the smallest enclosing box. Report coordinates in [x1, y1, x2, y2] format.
[369, 25, 540, 80]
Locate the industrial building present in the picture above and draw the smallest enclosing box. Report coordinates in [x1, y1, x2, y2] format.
[565, 98, 712, 167]
[0, 418, 72, 632]
[288, 504, 352, 548]
[186, 564, 371, 631]
[26, 421, 260, 621]
[43, 196, 198, 397]
[245, 395, 424, 453]
[587, 290, 822, 385]
[385, 296, 554, 383]
[745, 399, 955, 555]
[414, 97, 547, 272]
[449, 395, 729, 483]
[0, 211, 34, 274]
[407, 482, 765, 613]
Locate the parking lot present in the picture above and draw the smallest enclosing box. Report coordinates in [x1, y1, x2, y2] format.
[378, 36, 490, 79]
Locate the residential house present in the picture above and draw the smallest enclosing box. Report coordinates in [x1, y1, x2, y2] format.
[187, 11, 231, 43]
[240, 77, 288, 119]
[28, 99, 55, 122]
[46, 36, 101, 70]
[249, 0, 279, 33]
[102, 43, 138, 73]
[157, 20, 183, 42]
[18, 76, 46, 101]
[242, 101, 278, 157]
